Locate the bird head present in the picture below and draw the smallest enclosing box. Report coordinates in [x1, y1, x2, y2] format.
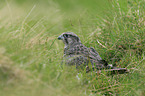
[58, 32, 81, 46]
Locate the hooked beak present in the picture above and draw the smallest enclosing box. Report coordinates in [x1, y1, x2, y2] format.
[58, 35, 64, 40]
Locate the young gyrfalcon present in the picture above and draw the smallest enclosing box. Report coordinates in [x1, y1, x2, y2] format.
[58, 32, 128, 74]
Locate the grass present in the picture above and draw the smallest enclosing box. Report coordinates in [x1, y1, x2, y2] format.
[0, 0, 145, 96]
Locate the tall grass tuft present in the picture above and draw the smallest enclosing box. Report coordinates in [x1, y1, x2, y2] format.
[0, 0, 145, 96]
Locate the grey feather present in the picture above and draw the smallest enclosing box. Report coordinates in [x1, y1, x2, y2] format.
[58, 32, 128, 73]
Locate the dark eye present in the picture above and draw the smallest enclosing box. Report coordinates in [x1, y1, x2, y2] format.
[63, 34, 69, 38]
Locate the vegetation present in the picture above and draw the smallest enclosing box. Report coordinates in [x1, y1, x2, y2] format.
[0, 0, 144, 96]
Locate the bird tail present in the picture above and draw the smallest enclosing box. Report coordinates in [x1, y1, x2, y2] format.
[105, 64, 128, 74]
[104, 67, 129, 74]
[96, 64, 129, 75]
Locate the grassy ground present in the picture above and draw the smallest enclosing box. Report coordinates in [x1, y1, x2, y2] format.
[0, 0, 145, 96]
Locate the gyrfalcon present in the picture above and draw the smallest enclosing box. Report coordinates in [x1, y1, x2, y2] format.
[58, 32, 128, 74]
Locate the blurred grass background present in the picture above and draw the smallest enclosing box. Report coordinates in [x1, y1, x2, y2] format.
[0, 0, 145, 96]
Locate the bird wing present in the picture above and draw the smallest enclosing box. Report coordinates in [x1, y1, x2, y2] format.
[89, 47, 102, 60]
[63, 43, 91, 72]
[64, 43, 89, 57]
[88, 47, 109, 70]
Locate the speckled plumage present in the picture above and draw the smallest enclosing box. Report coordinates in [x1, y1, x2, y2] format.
[58, 32, 128, 73]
